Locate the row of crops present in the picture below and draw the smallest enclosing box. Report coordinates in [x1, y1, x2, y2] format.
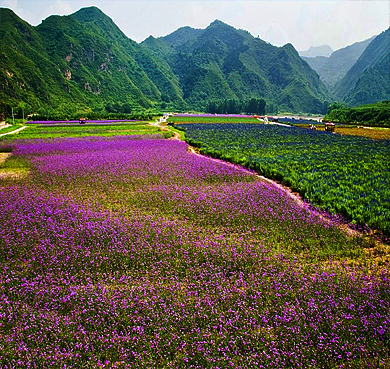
[0, 122, 169, 140]
[177, 123, 390, 235]
[169, 116, 260, 124]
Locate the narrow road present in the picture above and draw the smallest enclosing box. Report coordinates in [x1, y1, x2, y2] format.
[0, 123, 11, 130]
[0, 125, 27, 137]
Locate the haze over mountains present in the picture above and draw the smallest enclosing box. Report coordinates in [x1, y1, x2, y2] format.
[302, 36, 375, 90]
[299, 45, 333, 58]
[0, 6, 389, 117]
[334, 28, 390, 106]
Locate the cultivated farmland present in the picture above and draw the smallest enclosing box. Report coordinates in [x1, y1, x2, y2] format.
[169, 115, 260, 124]
[178, 123, 390, 236]
[0, 134, 389, 367]
[1, 122, 168, 140]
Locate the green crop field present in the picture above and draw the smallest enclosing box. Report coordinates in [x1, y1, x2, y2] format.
[0, 122, 171, 140]
[0, 124, 23, 135]
[169, 116, 260, 124]
[178, 123, 390, 235]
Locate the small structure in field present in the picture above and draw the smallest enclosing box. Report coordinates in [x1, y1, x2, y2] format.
[325, 122, 335, 132]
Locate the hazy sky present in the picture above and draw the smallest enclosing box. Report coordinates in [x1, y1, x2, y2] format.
[0, 0, 389, 51]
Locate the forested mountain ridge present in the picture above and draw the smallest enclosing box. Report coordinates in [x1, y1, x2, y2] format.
[143, 20, 331, 113]
[334, 28, 390, 106]
[0, 6, 186, 116]
[299, 45, 333, 58]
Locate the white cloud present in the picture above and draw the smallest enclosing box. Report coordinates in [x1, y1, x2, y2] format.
[47, 1, 74, 15]
[0, 0, 28, 21]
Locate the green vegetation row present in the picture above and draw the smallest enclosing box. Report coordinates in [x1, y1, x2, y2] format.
[26, 110, 156, 122]
[324, 101, 390, 127]
[169, 116, 260, 124]
[178, 123, 390, 236]
[0, 122, 172, 140]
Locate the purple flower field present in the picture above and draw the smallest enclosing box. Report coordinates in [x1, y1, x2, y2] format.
[1, 136, 389, 367]
[26, 120, 140, 125]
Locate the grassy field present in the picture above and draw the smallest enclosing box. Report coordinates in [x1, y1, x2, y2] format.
[1, 135, 389, 367]
[0, 124, 23, 135]
[169, 116, 260, 124]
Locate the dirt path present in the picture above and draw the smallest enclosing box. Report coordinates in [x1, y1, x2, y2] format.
[170, 130, 181, 140]
[0, 125, 27, 137]
[0, 123, 11, 130]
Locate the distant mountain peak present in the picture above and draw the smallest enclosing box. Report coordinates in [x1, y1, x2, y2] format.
[159, 26, 202, 47]
[300, 45, 333, 58]
[72, 6, 108, 23]
[206, 19, 235, 31]
[209, 19, 227, 26]
[282, 43, 296, 52]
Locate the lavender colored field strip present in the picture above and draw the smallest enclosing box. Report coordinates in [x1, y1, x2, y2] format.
[1, 136, 389, 367]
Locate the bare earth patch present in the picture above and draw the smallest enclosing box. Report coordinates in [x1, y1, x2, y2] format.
[0, 153, 29, 180]
[0, 152, 11, 164]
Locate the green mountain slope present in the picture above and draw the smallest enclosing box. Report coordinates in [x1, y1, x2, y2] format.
[143, 20, 330, 113]
[0, 6, 185, 116]
[334, 28, 390, 105]
[302, 36, 374, 90]
[0, 8, 79, 114]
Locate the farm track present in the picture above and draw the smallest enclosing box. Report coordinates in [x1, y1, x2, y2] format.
[0, 123, 11, 130]
[0, 125, 27, 137]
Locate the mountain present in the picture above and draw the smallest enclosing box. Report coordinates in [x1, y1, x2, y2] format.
[300, 45, 333, 58]
[0, 6, 185, 116]
[302, 36, 374, 90]
[334, 28, 390, 106]
[160, 26, 203, 47]
[0, 7, 331, 115]
[143, 20, 330, 113]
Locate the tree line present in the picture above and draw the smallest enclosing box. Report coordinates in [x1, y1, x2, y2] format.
[206, 98, 267, 115]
